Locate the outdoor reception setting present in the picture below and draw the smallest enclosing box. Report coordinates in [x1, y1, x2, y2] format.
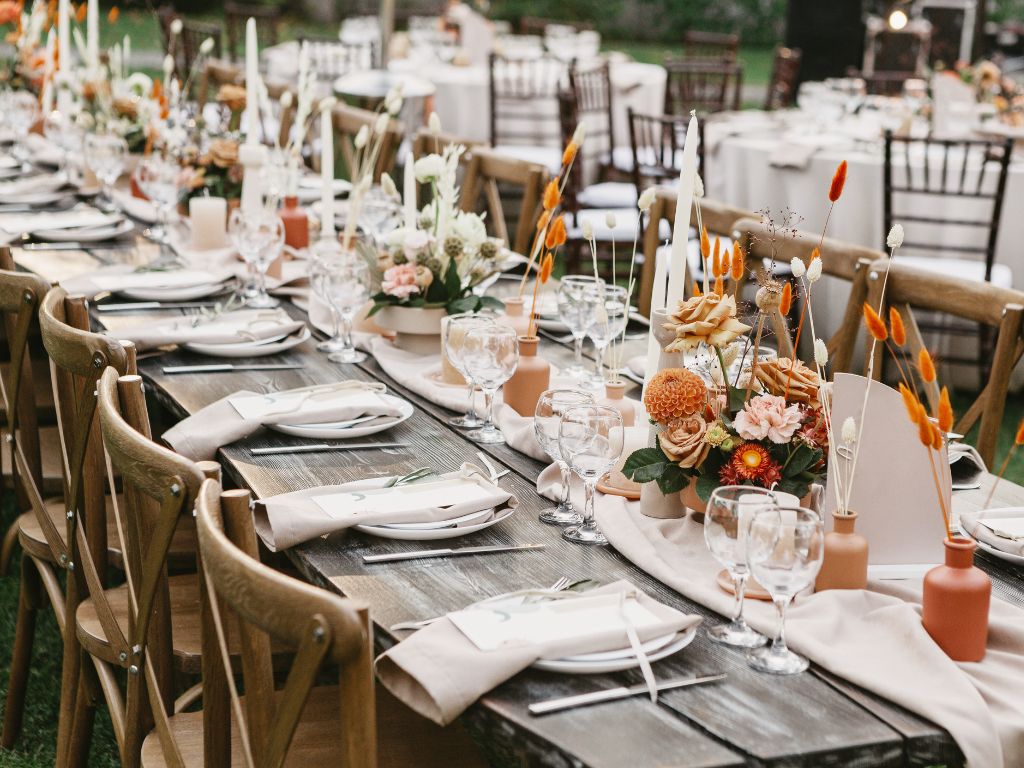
[1, 0, 1024, 765]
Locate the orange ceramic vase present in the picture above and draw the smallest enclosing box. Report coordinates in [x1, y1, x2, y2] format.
[816, 512, 869, 591]
[922, 537, 990, 662]
[499, 297, 533, 338]
[279, 196, 309, 250]
[502, 336, 550, 416]
[598, 381, 635, 427]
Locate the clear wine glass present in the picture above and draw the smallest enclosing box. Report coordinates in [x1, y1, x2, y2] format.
[534, 388, 594, 526]
[704, 486, 778, 648]
[135, 153, 183, 245]
[43, 110, 82, 178]
[310, 236, 346, 355]
[746, 507, 824, 675]
[8, 93, 40, 162]
[320, 249, 369, 364]
[229, 208, 284, 309]
[584, 283, 630, 386]
[84, 133, 128, 212]
[442, 313, 494, 428]
[556, 275, 603, 380]
[558, 405, 623, 545]
[359, 183, 401, 246]
[460, 325, 519, 444]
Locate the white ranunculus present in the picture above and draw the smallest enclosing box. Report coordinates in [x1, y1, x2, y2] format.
[125, 72, 152, 98]
[806, 257, 823, 283]
[453, 212, 487, 249]
[887, 223, 904, 249]
[791, 257, 806, 278]
[414, 154, 444, 182]
[637, 187, 657, 212]
[384, 227, 410, 248]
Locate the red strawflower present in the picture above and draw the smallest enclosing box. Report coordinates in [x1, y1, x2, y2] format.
[727, 442, 783, 488]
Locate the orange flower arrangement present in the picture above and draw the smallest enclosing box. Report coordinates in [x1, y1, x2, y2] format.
[644, 368, 707, 423]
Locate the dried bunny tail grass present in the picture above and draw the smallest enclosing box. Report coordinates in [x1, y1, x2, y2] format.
[1017, 417, 1024, 446]
[917, 414, 933, 447]
[711, 238, 722, 276]
[918, 348, 936, 383]
[863, 302, 888, 341]
[714, 276, 724, 296]
[542, 179, 560, 211]
[810, 246, 821, 261]
[889, 307, 906, 346]
[779, 282, 793, 315]
[731, 243, 745, 280]
[829, 160, 848, 203]
[930, 421, 943, 451]
[898, 382, 918, 422]
[937, 386, 953, 433]
[700, 226, 710, 259]
[692, 280, 702, 297]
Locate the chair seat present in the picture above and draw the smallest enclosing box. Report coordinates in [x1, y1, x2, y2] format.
[17, 495, 196, 570]
[896, 255, 1013, 288]
[492, 144, 562, 174]
[1, 424, 65, 496]
[567, 208, 670, 242]
[140, 683, 486, 767]
[577, 181, 637, 209]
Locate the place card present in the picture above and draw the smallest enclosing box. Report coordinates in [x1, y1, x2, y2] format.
[312, 477, 492, 521]
[979, 518, 1024, 540]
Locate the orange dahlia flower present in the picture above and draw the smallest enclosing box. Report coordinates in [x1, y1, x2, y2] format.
[644, 368, 707, 424]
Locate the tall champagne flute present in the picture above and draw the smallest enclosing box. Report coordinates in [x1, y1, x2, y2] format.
[556, 275, 602, 379]
[704, 486, 777, 647]
[442, 313, 494, 428]
[461, 325, 519, 444]
[746, 507, 824, 675]
[558, 405, 623, 545]
[534, 388, 594, 525]
[584, 282, 630, 385]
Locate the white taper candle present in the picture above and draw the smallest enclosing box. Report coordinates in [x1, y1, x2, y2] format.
[321, 107, 335, 238]
[244, 17, 259, 147]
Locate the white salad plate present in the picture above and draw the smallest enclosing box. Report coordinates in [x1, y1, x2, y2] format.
[33, 218, 135, 242]
[270, 394, 414, 439]
[355, 506, 515, 541]
[532, 626, 698, 674]
[185, 325, 311, 358]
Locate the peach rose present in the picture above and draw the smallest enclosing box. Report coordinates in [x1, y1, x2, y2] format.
[216, 83, 247, 112]
[382, 263, 420, 299]
[663, 292, 751, 352]
[208, 138, 240, 169]
[659, 415, 711, 469]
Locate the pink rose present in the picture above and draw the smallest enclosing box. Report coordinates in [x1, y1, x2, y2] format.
[382, 264, 421, 299]
[733, 394, 802, 444]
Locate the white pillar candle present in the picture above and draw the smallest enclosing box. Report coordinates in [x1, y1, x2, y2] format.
[189, 196, 228, 250]
[123, 34, 130, 78]
[86, 0, 98, 70]
[244, 18, 259, 147]
[403, 158, 416, 228]
[321, 107, 335, 238]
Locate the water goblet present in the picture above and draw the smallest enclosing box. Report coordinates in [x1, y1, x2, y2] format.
[704, 486, 778, 647]
[556, 275, 602, 380]
[8, 93, 40, 160]
[442, 313, 495, 428]
[135, 153, 183, 246]
[461, 325, 519, 444]
[584, 283, 630, 386]
[534, 388, 594, 526]
[84, 133, 128, 212]
[746, 507, 824, 675]
[321, 249, 369, 364]
[229, 208, 284, 308]
[359, 183, 401, 246]
[42, 109, 83, 178]
[558, 405, 623, 545]
[310, 236, 346, 355]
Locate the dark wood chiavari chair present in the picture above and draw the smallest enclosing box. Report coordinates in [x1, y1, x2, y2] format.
[627, 109, 706, 197]
[882, 130, 1014, 383]
[331, 103, 403, 183]
[224, 2, 282, 63]
[518, 16, 593, 36]
[864, 261, 1024, 466]
[180, 20, 223, 80]
[682, 29, 740, 62]
[663, 58, 743, 115]
[764, 46, 802, 111]
[296, 35, 379, 81]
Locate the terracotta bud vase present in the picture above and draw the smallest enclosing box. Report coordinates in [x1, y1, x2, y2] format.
[816, 511, 869, 591]
[640, 481, 687, 519]
[502, 336, 550, 416]
[499, 297, 532, 338]
[599, 382, 635, 427]
[922, 537, 990, 662]
[279, 195, 310, 250]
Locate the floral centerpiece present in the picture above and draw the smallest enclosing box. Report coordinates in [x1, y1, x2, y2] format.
[951, 59, 1023, 128]
[0, 0, 50, 90]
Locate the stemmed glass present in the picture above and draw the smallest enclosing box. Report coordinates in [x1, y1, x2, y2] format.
[704, 486, 777, 647]
[319, 250, 369, 364]
[557, 405, 623, 545]
[84, 134, 128, 212]
[135, 153, 183, 245]
[43, 110, 83, 179]
[746, 507, 824, 675]
[310, 236, 346, 355]
[228, 208, 284, 309]
[460, 325, 519, 444]
[442, 313, 494, 428]
[534, 388, 594, 526]
[359, 184, 401, 246]
[7, 93, 39, 150]
[584, 283, 630, 385]
[556, 274, 602, 380]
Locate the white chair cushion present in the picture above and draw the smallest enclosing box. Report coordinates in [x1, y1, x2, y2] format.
[567, 208, 670, 242]
[492, 145, 563, 175]
[895, 255, 1013, 289]
[577, 182, 637, 209]
[611, 146, 635, 172]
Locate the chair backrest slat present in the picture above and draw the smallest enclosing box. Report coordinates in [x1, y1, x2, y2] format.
[764, 46, 801, 111]
[332, 103, 402, 183]
[683, 29, 739, 62]
[664, 58, 743, 114]
[489, 53, 570, 148]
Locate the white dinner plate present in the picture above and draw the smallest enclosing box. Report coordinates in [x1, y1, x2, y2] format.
[532, 626, 698, 674]
[0, 190, 69, 207]
[959, 515, 1024, 566]
[120, 281, 232, 302]
[270, 395, 413, 439]
[354, 505, 515, 541]
[33, 218, 135, 242]
[185, 325, 311, 358]
[363, 507, 496, 531]
[296, 177, 352, 204]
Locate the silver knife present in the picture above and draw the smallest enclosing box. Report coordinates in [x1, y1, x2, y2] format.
[250, 441, 409, 456]
[528, 674, 727, 716]
[99, 301, 220, 312]
[363, 544, 545, 564]
[162, 363, 305, 374]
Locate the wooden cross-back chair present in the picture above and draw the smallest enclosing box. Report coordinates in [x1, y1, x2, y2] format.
[411, 127, 484, 160]
[331, 104, 403, 183]
[567, 62, 615, 176]
[64, 367, 214, 768]
[682, 29, 739, 62]
[198, 61, 295, 149]
[865, 261, 1024, 466]
[764, 46, 802, 111]
[459, 147, 550, 257]
[187, 480, 485, 767]
[663, 58, 743, 115]
[224, 2, 282, 63]
[732, 218, 888, 371]
[637, 188, 753, 317]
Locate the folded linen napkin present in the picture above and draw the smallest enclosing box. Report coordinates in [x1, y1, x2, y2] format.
[60, 264, 235, 299]
[949, 442, 986, 491]
[253, 462, 517, 551]
[959, 508, 1024, 557]
[107, 307, 305, 352]
[376, 579, 701, 726]
[0, 207, 119, 235]
[164, 380, 401, 461]
[768, 141, 819, 169]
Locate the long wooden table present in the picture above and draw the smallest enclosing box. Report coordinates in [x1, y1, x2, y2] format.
[86, 276, 1024, 767]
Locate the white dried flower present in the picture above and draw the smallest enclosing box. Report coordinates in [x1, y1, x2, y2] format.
[162, 54, 174, 77]
[380, 172, 398, 198]
[813, 338, 828, 367]
[353, 125, 368, 149]
[199, 37, 215, 55]
[572, 123, 586, 146]
[637, 187, 657, 212]
[357, 175, 373, 194]
[887, 223, 904, 250]
[791, 257, 806, 278]
[374, 112, 390, 135]
[384, 89, 403, 115]
[581, 219, 594, 240]
[278, 90, 293, 109]
[694, 173, 704, 199]
[605, 212, 617, 229]
[841, 416, 857, 445]
[170, 18, 183, 36]
[318, 96, 337, 112]
[428, 111, 441, 135]
[806, 257, 823, 283]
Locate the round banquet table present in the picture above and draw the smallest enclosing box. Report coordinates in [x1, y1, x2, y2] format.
[333, 69, 437, 101]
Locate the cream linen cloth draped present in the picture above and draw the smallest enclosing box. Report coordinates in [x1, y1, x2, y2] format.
[536, 465, 1024, 768]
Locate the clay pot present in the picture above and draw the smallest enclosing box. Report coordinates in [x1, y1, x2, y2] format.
[598, 381, 635, 427]
[279, 195, 310, 250]
[922, 537, 990, 662]
[640, 481, 687, 519]
[498, 297, 533, 337]
[502, 336, 550, 416]
[816, 511, 869, 591]
[680, 476, 707, 522]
